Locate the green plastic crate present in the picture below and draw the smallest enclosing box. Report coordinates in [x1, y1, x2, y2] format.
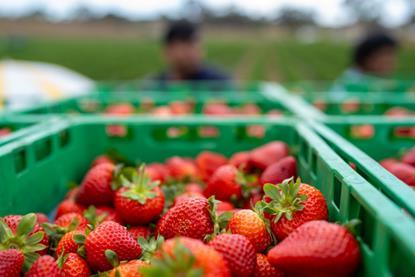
[313, 116, 415, 218]
[0, 117, 414, 276]
[10, 84, 292, 116]
[0, 116, 62, 147]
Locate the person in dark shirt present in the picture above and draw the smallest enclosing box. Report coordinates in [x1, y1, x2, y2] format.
[156, 20, 230, 83]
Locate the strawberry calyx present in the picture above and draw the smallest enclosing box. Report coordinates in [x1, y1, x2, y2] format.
[105, 249, 120, 268]
[262, 177, 308, 222]
[138, 236, 165, 262]
[0, 213, 46, 271]
[119, 165, 160, 204]
[206, 196, 233, 241]
[236, 169, 260, 202]
[83, 206, 107, 228]
[140, 239, 203, 276]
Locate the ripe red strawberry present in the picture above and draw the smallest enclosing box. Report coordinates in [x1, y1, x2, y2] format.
[166, 156, 198, 180]
[35, 213, 49, 224]
[56, 230, 84, 256]
[204, 165, 242, 201]
[91, 155, 114, 167]
[156, 197, 214, 240]
[196, 151, 228, 181]
[85, 221, 142, 271]
[263, 178, 328, 240]
[145, 163, 170, 183]
[255, 253, 284, 277]
[380, 158, 399, 169]
[76, 163, 115, 206]
[208, 234, 256, 277]
[228, 209, 271, 252]
[128, 226, 151, 240]
[59, 253, 90, 277]
[147, 237, 230, 277]
[0, 127, 11, 137]
[55, 213, 88, 229]
[173, 192, 205, 206]
[93, 206, 123, 224]
[0, 249, 24, 277]
[114, 166, 165, 225]
[217, 201, 234, 213]
[109, 260, 147, 277]
[239, 103, 261, 115]
[229, 151, 251, 171]
[385, 162, 415, 186]
[55, 200, 85, 219]
[385, 107, 412, 117]
[2, 214, 49, 255]
[169, 101, 193, 115]
[25, 255, 62, 277]
[402, 147, 415, 166]
[260, 156, 297, 187]
[249, 141, 289, 170]
[184, 183, 203, 194]
[203, 102, 233, 116]
[105, 103, 135, 115]
[268, 220, 361, 277]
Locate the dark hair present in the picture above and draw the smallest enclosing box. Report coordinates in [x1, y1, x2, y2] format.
[353, 33, 398, 67]
[163, 20, 199, 45]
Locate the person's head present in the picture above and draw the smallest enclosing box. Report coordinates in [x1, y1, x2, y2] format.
[353, 32, 399, 76]
[162, 20, 203, 76]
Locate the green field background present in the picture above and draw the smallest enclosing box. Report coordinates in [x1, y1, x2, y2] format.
[1, 37, 414, 82]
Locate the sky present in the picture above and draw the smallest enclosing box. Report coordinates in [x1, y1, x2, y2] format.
[0, 0, 412, 27]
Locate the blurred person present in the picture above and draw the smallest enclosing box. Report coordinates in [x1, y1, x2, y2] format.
[336, 32, 399, 83]
[155, 20, 230, 82]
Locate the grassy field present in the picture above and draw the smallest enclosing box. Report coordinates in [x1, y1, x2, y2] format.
[1, 36, 415, 82]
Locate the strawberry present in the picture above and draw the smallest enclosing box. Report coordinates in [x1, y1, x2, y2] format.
[255, 253, 284, 277]
[173, 192, 205, 206]
[268, 220, 360, 277]
[156, 196, 214, 240]
[114, 166, 165, 225]
[2, 214, 49, 257]
[58, 253, 90, 277]
[169, 101, 193, 115]
[228, 209, 271, 252]
[260, 156, 297, 187]
[76, 163, 115, 206]
[105, 103, 135, 115]
[402, 146, 415, 166]
[0, 127, 11, 137]
[0, 249, 24, 277]
[109, 260, 147, 277]
[151, 106, 173, 117]
[94, 206, 124, 224]
[65, 188, 80, 200]
[380, 158, 399, 169]
[55, 200, 85, 219]
[385, 107, 412, 117]
[166, 157, 198, 180]
[144, 237, 230, 277]
[208, 234, 256, 277]
[184, 183, 203, 194]
[85, 221, 142, 272]
[91, 155, 114, 167]
[239, 103, 261, 115]
[204, 165, 242, 201]
[217, 201, 234, 213]
[145, 163, 170, 184]
[25, 255, 62, 277]
[195, 151, 228, 181]
[263, 178, 328, 240]
[229, 151, 251, 171]
[203, 102, 234, 116]
[249, 141, 289, 170]
[55, 213, 88, 229]
[128, 226, 151, 240]
[35, 213, 49, 224]
[385, 162, 415, 186]
[56, 230, 84, 256]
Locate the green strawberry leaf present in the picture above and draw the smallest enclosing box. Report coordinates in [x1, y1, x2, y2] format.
[105, 249, 119, 268]
[74, 234, 86, 245]
[263, 183, 280, 200]
[23, 252, 40, 272]
[0, 219, 14, 242]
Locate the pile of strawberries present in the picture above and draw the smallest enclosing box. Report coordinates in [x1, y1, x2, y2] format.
[104, 101, 282, 117]
[0, 141, 361, 277]
[381, 146, 415, 187]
